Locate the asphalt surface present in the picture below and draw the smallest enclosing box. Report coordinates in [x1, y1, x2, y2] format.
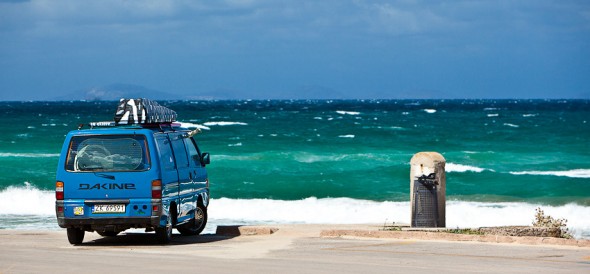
[1, 225, 589, 273]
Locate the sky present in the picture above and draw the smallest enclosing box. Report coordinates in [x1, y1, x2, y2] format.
[0, 0, 589, 100]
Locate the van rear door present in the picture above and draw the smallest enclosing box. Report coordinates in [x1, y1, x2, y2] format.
[61, 134, 152, 199]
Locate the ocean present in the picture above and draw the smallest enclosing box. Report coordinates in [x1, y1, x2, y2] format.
[0, 99, 589, 238]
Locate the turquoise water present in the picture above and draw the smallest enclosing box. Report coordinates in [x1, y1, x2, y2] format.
[0, 100, 589, 237]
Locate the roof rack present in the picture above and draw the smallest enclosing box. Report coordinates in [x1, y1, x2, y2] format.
[88, 121, 116, 128]
[84, 99, 179, 129]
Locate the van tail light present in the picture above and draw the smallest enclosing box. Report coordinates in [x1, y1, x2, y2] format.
[56, 181, 64, 200]
[151, 180, 162, 199]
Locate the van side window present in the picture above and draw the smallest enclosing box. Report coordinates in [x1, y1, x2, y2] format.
[184, 137, 201, 167]
[171, 134, 189, 168]
[156, 136, 175, 170]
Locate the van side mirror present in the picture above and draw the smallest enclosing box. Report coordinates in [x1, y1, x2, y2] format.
[200, 152, 210, 166]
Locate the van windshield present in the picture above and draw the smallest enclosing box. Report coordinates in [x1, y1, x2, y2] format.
[66, 135, 150, 172]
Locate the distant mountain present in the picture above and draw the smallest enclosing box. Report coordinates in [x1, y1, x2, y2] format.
[55, 84, 186, 101]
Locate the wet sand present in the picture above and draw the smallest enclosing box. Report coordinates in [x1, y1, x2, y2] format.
[1, 224, 589, 273]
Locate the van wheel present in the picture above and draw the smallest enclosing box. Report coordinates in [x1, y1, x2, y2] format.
[155, 214, 173, 244]
[178, 204, 208, 236]
[67, 228, 85, 245]
[97, 231, 119, 237]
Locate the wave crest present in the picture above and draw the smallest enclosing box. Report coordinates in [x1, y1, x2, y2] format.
[446, 163, 486, 173]
[510, 169, 590, 178]
[336, 110, 360, 115]
[203, 121, 248, 126]
[1, 187, 590, 239]
[0, 184, 54, 215]
[0, 153, 60, 158]
[177, 122, 210, 130]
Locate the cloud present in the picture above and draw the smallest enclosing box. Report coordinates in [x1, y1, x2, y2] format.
[0, 0, 589, 99]
[4, 0, 587, 46]
[353, 1, 455, 36]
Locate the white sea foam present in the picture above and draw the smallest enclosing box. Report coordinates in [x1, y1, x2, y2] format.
[1, 187, 589, 239]
[503, 123, 519, 128]
[423, 109, 437, 114]
[510, 169, 590, 178]
[0, 184, 55, 215]
[338, 135, 355, 138]
[212, 154, 255, 161]
[209, 198, 590, 239]
[487, 113, 499, 117]
[203, 121, 248, 126]
[210, 197, 402, 224]
[446, 163, 486, 173]
[178, 121, 210, 131]
[336, 110, 360, 115]
[294, 154, 346, 163]
[522, 114, 538, 117]
[363, 125, 399, 130]
[0, 152, 60, 158]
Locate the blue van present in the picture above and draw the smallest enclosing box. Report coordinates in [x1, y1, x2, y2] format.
[55, 99, 210, 244]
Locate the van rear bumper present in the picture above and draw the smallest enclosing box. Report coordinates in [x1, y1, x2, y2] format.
[57, 216, 160, 228]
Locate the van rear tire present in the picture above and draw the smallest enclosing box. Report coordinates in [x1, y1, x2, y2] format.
[155, 214, 173, 244]
[67, 228, 85, 245]
[178, 204, 207, 236]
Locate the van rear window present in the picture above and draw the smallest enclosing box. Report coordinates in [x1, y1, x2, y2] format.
[65, 135, 150, 172]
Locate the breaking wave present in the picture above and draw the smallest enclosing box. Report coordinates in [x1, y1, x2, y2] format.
[0, 183, 54, 215]
[1, 186, 589, 239]
[510, 169, 590, 179]
[446, 163, 487, 173]
[336, 110, 360, 115]
[203, 121, 248, 126]
[0, 153, 60, 158]
[210, 198, 590, 239]
[177, 121, 211, 130]
[503, 123, 519, 128]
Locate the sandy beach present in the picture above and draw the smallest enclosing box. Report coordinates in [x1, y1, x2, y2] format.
[1, 224, 589, 273]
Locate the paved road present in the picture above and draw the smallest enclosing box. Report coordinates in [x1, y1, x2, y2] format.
[0, 226, 589, 273]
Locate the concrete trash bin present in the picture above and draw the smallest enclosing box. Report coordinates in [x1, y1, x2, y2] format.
[410, 152, 446, 227]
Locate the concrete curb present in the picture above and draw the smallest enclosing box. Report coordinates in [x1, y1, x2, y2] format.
[320, 229, 590, 248]
[216, 225, 279, 236]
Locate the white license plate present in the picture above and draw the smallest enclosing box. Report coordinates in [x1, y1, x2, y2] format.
[92, 204, 125, 214]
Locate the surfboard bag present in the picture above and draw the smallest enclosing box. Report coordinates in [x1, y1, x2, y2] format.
[114, 98, 177, 125]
